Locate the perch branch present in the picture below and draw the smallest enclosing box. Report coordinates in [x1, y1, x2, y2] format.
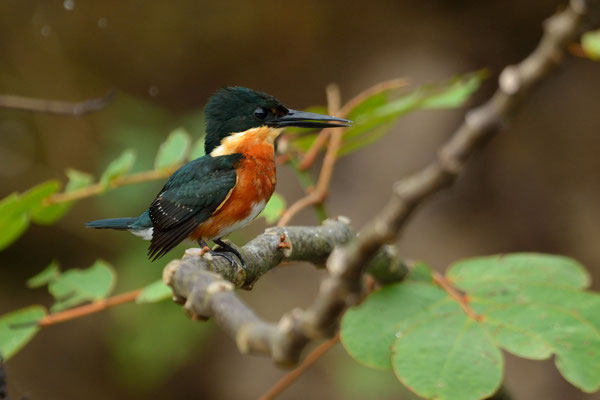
[165, 0, 595, 368]
[0, 91, 115, 115]
[164, 218, 406, 364]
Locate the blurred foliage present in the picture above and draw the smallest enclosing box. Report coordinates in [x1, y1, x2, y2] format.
[154, 128, 192, 170]
[291, 71, 485, 157]
[0, 306, 45, 360]
[582, 30, 600, 61]
[341, 253, 600, 399]
[28, 260, 116, 312]
[136, 280, 172, 304]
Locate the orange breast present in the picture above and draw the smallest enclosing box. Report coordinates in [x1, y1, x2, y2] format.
[190, 142, 276, 241]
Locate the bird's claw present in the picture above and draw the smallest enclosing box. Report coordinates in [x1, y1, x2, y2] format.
[212, 248, 246, 269]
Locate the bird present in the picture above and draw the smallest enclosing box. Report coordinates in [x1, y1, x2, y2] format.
[86, 87, 351, 266]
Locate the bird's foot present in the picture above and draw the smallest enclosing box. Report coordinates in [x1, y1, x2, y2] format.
[213, 239, 247, 270]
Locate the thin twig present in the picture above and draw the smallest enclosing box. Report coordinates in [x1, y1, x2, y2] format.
[38, 289, 142, 327]
[45, 166, 178, 205]
[0, 90, 115, 115]
[259, 334, 340, 400]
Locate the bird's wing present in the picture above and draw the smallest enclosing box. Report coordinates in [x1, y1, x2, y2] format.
[147, 154, 243, 260]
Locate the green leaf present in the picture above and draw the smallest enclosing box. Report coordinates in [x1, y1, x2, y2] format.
[189, 136, 206, 160]
[65, 169, 95, 192]
[341, 281, 449, 369]
[0, 194, 29, 251]
[342, 253, 600, 398]
[336, 72, 485, 157]
[48, 260, 116, 312]
[419, 72, 486, 109]
[27, 261, 61, 288]
[347, 92, 389, 120]
[136, 280, 172, 303]
[392, 313, 503, 400]
[30, 169, 94, 224]
[0, 180, 59, 248]
[259, 193, 286, 224]
[0, 306, 46, 359]
[100, 150, 136, 187]
[447, 253, 590, 291]
[337, 123, 394, 157]
[21, 180, 60, 210]
[448, 254, 600, 392]
[154, 128, 192, 169]
[582, 30, 600, 61]
[406, 261, 434, 283]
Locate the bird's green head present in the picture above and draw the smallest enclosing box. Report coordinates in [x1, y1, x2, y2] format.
[204, 86, 350, 154]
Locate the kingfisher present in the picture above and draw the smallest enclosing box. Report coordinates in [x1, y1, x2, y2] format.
[86, 87, 351, 266]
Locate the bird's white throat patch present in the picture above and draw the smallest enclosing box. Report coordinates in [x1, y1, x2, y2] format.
[210, 126, 282, 157]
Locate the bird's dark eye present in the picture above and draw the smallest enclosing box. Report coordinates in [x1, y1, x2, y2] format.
[254, 107, 268, 120]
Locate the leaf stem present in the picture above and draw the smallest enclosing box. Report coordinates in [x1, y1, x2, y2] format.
[45, 166, 179, 205]
[433, 272, 482, 321]
[38, 289, 142, 327]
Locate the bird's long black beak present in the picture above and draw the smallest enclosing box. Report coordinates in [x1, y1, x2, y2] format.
[270, 109, 352, 129]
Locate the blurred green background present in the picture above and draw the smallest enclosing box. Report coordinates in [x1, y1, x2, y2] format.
[1, 0, 599, 399]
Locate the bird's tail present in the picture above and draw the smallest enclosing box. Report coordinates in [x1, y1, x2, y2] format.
[85, 217, 138, 230]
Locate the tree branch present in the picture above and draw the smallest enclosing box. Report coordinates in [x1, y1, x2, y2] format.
[164, 0, 596, 367]
[0, 90, 115, 115]
[163, 218, 406, 364]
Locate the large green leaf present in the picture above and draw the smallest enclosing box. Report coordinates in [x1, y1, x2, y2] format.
[30, 169, 94, 224]
[259, 193, 286, 224]
[44, 260, 117, 312]
[100, 150, 136, 187]
[448, 254, 600, 392]
[582, 30, 600, 61]
[341, 253, 600, 399]
[448, 253, 589, 290]
[0, 306, 46, 359]
[154, 128, 191, 169]
[392, 313, 502, 400]
[341, 280, 449, 369]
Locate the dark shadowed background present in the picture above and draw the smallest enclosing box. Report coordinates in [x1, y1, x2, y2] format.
[1, 1, 599, 399]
